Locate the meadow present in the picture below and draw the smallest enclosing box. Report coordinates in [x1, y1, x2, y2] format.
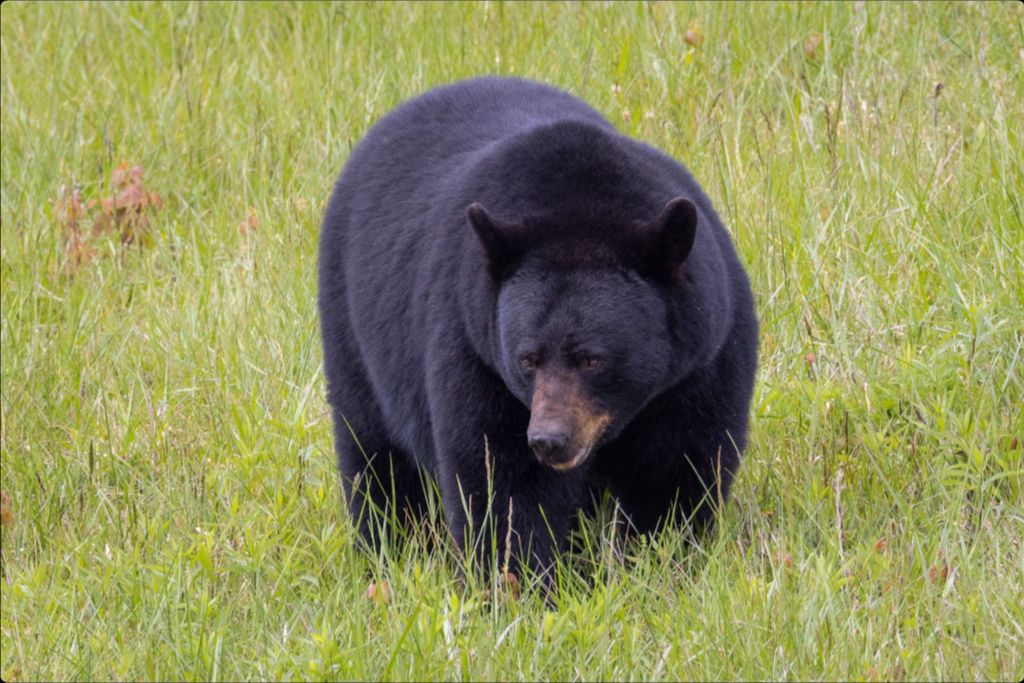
[1, 2, 1022, 680]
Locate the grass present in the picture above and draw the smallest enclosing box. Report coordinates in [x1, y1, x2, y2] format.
[1, 1, 1022, 680]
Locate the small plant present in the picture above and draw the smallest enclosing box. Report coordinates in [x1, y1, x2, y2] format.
[52, 162, 164, 274]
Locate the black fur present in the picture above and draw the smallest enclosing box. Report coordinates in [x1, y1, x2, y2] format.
[318, 76, 758, 575]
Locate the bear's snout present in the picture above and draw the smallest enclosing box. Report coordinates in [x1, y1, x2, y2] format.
[528, 372, 610, 471]
[527, 430, 570, 462]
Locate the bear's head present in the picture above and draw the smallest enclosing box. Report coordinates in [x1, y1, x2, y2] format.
[467, 197, 707, 471]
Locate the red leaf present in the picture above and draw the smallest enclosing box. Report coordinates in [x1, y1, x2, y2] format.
[0, 490, 13, 527]
[367, 580, 392, 604]
[805, 34, 823, 60]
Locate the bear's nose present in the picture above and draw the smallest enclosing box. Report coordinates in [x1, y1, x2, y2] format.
[528, 431, 569, 462]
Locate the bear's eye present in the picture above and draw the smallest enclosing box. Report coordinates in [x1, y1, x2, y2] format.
[581, 356, 603, 370]
[519, 354, 539, 371]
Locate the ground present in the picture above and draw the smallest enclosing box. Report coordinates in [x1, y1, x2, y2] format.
[1, 2, 1022, 680]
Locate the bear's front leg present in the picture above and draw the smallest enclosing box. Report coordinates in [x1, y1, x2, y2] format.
[441, 432, 588, 579]
[595, 384, 745, 538]
[427, 357, 587, 579]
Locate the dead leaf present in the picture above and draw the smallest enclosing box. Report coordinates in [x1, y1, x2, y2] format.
[53, 185, 95, 272]
[367, 580, 392, 604]
[685, 22, 704, 48]
[57, 160, 164, 275]
[53, 185, 84, 234]
[0, 490, 13, 527]
[115, 181, 145, 210]
[91, 211, 113, 237]
[928, 554, 950, 584]
[804, 33, 823, 60]
[238, 209, 259, 235]
[112, 164, 127, 187]
[92, 161, 162, 247]
[500, 569, 521, 600]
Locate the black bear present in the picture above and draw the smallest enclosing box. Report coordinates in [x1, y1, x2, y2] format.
[318, 77, 757, 576]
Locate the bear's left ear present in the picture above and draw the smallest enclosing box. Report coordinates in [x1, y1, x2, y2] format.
[643, 197, 698, 281]
[467, 202, 521, 279]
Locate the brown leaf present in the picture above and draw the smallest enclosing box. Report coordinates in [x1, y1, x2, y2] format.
[66, 237, 96, 270]
[238, 209, 259, 235]
[0, 490, 13, 527]
[106, 162, 160, 246]
[500, 569, 521, 600]
[54, 161, 163, 275]
[112, 164, 128, 187]
[54, 185, 87, 234]
[928, 561, 949, 584]
[115, 182, 145, 210]
[91, 211, 113, 237]
[367, 580, 392, 604]
[122, 213, 152, 247]
[804, 33, 823, 60]
[685, 22, 704, 48]
[53, 185, 98, 273]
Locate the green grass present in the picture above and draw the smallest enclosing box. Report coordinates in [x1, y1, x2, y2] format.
[2, 1, 1022, 680]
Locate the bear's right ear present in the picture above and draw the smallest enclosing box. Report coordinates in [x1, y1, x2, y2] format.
[467, 203, 520, 279]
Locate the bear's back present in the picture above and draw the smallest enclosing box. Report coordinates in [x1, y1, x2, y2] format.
[365, 77, 611, 161]
[324, 78, 613, 270]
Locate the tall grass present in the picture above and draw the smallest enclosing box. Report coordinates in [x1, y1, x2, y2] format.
[1, 2, 1022, 680]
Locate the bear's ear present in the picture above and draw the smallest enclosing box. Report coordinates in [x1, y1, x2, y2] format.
[643, 197, 698, 281]
[467, 203, 520, 279]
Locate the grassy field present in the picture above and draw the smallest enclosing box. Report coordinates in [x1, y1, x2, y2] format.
[1, 1, 1022, 680]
